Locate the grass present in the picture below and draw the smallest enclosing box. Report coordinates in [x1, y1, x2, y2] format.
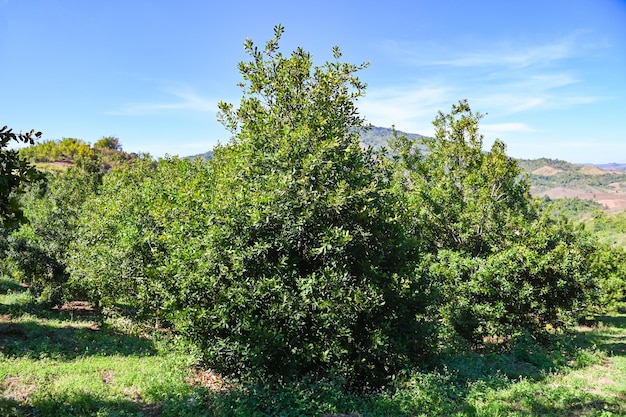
[1, 275, 625, 416]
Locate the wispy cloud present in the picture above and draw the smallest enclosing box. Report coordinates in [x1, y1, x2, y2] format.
[482, 122, 537, 134]
[432, 39, 577, 69]
[110, 87, 217, 116]
[381, 31, 600, 70]
[360, 84, 451, 133]
[473, 72, 604, 115]
[364, 32, 608, 135]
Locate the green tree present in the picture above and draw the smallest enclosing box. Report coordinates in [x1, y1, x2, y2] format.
[19, 136, 135, 171]
[392, 101, 597, 344]
[7, 161, 102, 304]
[94, 136, 122, 151]
[588, 244, 626, 313]
[0, 126, 43, 231]
[391, 100, 534, 257]
[170, 25, 433, 387]
[68, 156, 205, 325]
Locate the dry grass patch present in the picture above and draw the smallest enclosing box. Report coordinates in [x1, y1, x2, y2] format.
[532, 165, 564, 176]
[1, 376, 36, 402]
[186, 367, 230, 391]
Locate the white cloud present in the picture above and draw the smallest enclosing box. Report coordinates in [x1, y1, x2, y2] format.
[433, 38, 578, 69]
[382, 31, 599, 71]
[372, 31, 607, 118]
[481, 122, 536, 135]
[110, 87, 217, 116]
[360, 84, 451, 133]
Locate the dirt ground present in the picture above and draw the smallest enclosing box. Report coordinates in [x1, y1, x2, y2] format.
[532, 186, 626, 213]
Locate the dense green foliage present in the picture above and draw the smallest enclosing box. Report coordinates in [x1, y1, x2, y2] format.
[167, 25, 434, 387]
[389, 101, 598, 344]
[543, 197, 605, 219]
[0, 126, 44, 232]
[68, 157, 209, 325]
[585, 210, 626, 245]
[1, 27, 621, 391]
[539, 199, 626, 315]
[18, 137, 94, 163]
[6, 162, 102, 304]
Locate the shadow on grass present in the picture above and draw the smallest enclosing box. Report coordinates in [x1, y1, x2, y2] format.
[0, 397, 26, 417]
[0, 284, 101, 325]
[0, 279, 155, 360]
[159, 382, 414, 417]
[596, 314, 626, 329]
[0, 278, 23, 295]
[575, 315, 626, 357]
[0, 393, 152, 417]
[5, 379, 623, 417]
[0, 320, 155, 359]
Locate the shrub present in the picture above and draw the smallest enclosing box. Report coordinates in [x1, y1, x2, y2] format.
[6, 165, 101, 304]
[167, 26, 434, 388]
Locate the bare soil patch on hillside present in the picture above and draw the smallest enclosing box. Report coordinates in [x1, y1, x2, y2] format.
[579, 165, 609, 175]
[531, 165, 564, 176]
[533, 186, 626, 213]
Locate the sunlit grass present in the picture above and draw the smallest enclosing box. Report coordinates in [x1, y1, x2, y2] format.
[2, 275, 625, 416]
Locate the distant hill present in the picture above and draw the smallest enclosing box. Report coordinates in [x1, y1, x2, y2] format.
[518, 158, 626, 213]
[185, 150, 214, 161]
[359, 126, 425, 150]
[594, 163, 626, 172]
[183, 128, 626, 212]
[184, 127, 424, 161]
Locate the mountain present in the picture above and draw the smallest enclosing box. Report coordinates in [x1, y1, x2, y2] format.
[594, 163, 626, 172]
[183, 127, 423, 161]
[183, 127, 626, 212]
[185, 150, 214, 161]
[359, 126, 425, 150]
[518, 158, 626, 212]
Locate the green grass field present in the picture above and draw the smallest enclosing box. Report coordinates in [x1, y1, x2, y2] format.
[1, 276, 625, 417]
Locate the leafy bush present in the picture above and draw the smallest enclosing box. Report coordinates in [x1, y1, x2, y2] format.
[6, 164, 101, 304]
[392, 101, 598, 344]
[18, 137, 94, 163]
[165, 26, 434, 388]
[587, 244, 626, 313]
[391, 100, 534, 258]
[0, 125, 44, 231]
[68, 156, 208, 324]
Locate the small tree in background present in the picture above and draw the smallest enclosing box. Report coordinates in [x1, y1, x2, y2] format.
[391, 100, 534, 257]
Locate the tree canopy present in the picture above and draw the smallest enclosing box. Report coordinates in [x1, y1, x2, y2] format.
[0, 125, 43, 231]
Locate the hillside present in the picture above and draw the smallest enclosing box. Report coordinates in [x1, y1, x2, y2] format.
[595, 163, 626, 172]
[19, 137, 137, 172]
[187, 127, 626, 212]
[359, 126, 425, 149]
[185, 127, 424, 161]
[185, 150, 214, 161]
[518, 158, 626, 212]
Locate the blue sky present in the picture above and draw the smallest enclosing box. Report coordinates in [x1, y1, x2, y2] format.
[1, 0, 625, 163]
